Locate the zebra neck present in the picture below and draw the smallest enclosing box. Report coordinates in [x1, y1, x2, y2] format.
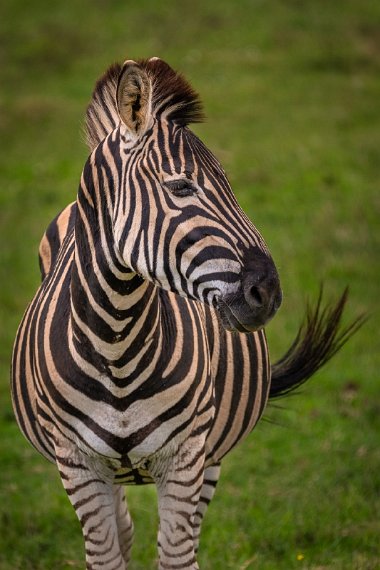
[70, 154, 165, 380]
[70, 211, 164, 379]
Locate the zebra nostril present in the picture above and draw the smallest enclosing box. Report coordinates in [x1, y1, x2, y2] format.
[243, 274, 269, 309]
[248, 285, 265, 308]
[243, 270, 281, 314]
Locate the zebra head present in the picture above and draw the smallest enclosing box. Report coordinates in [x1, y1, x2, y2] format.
[106, 58, 282, 332]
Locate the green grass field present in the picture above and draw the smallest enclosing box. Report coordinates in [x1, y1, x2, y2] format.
[1, 1, 379, 568]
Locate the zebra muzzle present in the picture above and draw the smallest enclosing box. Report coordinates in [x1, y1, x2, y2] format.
[217, 265, 282, 333]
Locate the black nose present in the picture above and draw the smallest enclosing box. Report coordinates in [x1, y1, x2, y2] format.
[243, 271, 282, 314]
[236, 249, 282, 329]
[217, 249, 282, 333]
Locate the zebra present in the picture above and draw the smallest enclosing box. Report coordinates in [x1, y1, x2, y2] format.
[11, 57, 359, 569]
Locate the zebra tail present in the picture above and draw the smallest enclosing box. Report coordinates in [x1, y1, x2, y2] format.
[269, 287, 366, 399]
[84, 62, 122, 151]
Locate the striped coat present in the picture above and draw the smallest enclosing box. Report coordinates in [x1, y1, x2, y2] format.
[11, 58, 355, 569]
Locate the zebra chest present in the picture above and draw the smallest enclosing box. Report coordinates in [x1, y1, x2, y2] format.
[34, 274, 215, 469]
[39, 358, 214, 469]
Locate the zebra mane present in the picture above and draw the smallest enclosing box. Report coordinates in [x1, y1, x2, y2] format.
[84, 62, 122, 152]
[139, 58, 205, 127]
[84, 58, 204, 152]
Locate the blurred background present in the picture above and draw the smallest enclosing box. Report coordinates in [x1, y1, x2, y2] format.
[0, 0, 379, 568]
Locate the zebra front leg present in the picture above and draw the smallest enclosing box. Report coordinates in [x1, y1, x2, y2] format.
[113, 486, 134, 565]
[155, 436, 207, 570]
[193, 463, 221, 554]
[55, 446, 127, 570]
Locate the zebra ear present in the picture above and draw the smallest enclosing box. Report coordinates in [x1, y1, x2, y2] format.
[116, 60, 152, 139]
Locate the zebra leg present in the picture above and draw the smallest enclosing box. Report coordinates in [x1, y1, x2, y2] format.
[192, 463, 221, 554]
[55, 446, 127, 570]
[113, 486, 134, 565]
[155, 436, 206, 570]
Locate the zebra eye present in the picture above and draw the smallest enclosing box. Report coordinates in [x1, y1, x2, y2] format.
[164, 179, 196, 198]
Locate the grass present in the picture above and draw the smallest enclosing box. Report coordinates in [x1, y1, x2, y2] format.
[1, 0, 379, 568]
